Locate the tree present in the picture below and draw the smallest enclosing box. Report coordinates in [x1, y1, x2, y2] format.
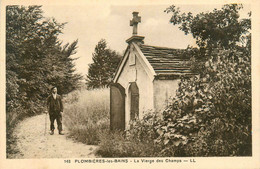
[6, 5, 82, 130]
[86, 39, 121, 89]
[165, 4, 251, 50]
[148, 4, 252, 156]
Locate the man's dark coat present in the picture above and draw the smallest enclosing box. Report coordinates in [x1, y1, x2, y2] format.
[47, 94, 63, 114]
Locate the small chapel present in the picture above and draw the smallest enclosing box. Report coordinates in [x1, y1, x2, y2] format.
[110, 12, 193, 130]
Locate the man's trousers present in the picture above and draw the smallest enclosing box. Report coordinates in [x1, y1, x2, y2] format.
[49, 113, 62, 132]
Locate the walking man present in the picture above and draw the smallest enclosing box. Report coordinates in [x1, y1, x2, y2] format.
[47, 86, 64, 135]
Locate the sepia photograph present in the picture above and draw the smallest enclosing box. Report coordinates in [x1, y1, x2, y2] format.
[0, 0, 259, 168]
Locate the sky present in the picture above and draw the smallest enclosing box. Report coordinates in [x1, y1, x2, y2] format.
[41, 3, 250, 76]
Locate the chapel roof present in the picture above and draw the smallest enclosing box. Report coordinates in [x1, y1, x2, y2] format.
[139, 44, 194, 76]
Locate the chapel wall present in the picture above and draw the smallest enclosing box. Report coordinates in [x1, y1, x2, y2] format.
[153, 79, 180, 112]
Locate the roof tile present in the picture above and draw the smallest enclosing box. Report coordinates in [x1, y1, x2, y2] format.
[139, 44, 193, 76]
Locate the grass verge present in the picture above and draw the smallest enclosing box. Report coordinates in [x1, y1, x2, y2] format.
[63, 88, 110, 145]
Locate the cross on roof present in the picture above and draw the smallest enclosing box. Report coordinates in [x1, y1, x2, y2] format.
[130, 12, 141, 36]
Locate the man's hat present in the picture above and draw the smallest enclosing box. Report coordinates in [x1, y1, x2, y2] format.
[50, 86, 57, 91]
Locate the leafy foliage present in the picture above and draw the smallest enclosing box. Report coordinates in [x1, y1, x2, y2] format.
[155, 47, 251, 156]
[86, 39, 121, 89]
[165, 4, 251, 50]
[6, 5, 82, 157]
[96, 112, 162, 157]
[151, 4, 252, 156]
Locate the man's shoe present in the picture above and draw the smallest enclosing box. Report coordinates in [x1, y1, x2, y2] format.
[59, 131, 64, 135]
[50, 130, 54, 135]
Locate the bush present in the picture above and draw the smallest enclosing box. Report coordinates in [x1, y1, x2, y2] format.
[97, 131, 160, 157]
[96, 112, 162, 157]
[152, 48, 251, 157]
[63, 88, 110, 145]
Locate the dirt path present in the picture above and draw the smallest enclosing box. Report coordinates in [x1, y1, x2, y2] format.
[10, 114, 97, 158]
